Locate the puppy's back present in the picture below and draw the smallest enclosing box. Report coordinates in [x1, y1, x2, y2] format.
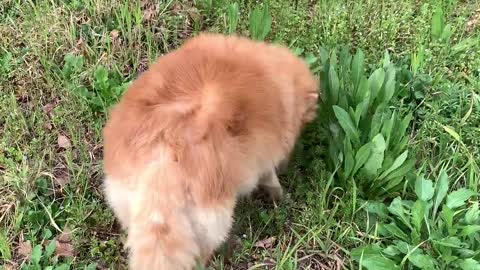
[103, 34, 288, 183]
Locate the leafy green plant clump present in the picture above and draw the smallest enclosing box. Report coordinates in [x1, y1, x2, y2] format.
[318, 48, 414, 200]
[353, 169, 480, 269]
[223, 2, 271, 41]
[58, 53, 130, 114]
[19, 240, 95, 270]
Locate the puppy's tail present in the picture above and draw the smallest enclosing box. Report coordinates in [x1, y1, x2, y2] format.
[126, 168, 201, 270]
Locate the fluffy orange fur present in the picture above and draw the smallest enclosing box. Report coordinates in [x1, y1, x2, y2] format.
[102, 33, 319, 269]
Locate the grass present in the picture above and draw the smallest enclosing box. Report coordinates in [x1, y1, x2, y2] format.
[0, 0, 479, 269]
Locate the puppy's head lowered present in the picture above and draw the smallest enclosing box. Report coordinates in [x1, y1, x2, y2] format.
[292, 62, 319, 129]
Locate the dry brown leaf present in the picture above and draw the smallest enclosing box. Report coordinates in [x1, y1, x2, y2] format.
[58, 228, 72, 243]
[142, 4, 158, 21]
[53, 167, 70, 186]
[16, 241, 32, 258]
[253, 236, 276, 249]
[466, 8, 480, 32]
[44, 122, 53, 130]
[55, 240, 74, 257]
[2, 263, 16, 270]
[75, 38, 84, 48]
[110, 30, 119, 40]
[42, 103, 56, 114]
[57, 135, 71, 149]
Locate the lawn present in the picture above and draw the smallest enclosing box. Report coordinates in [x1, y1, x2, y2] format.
[0, 0, 479, 269]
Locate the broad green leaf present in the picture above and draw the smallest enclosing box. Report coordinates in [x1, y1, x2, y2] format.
[355, 76, 369, 106]
[431, 7, 445, 39]
[343, 138, 354, 178]
[338, 95, 349, 111]
[394, 240, 417, 254]
[457, 248, 476, 258]
[319, 47, 329, 64]
[432, 237, 463, 248]
[357, 88, 371, 124]
[433, 169, 449, 217]
[333, 106, 361, 146]
[465, 202, 479, 224]
[339, 46, 352, 75]
[291, 47, 304, 56]
[54, 264, 70, 270]
[45, 267, 54, 270]
[351, 244, 383, 261]
[85, 263, 98, 270]
[361, 256, 400, 270]
[352, 49, 365, 88]
[383, 50, 391, 68]
[226, 2, 240, 34]
[365, 200, 389, 219]
[351, 244, 401, 270]
[400, 113, 413, 135]
[379, 150, 409, 179]
[383, 158, 415, 182]
[94, 65, 108, 84]
[412, 200, 427, 232]
[415, 176, 435, 201]
[382, 78, 395, 104]
[441, 205, 454, 231]
[383, 245, 401, 256]
[460, 225, 480, 236]
[329, 66, 340, 104]
[391, 113, 412, 153]
[45, 239, 56, 258]
[408, 254, 435, 270]
[381, 176, 407, 195]
[393, 137, 409, 156]
[349, 107, 356, 125]
[441, 24, 453, 42]
[442, 125, 461, 142]
[446, 188, 476, 209]
[385, 64, 396, 82]
[363, 134, 386, 176]
[31, 244, 42, 265]
[353, 142, 371, 175]
[368, 68, 385, 102]
[249, 4, 272, 41]
[381, 111, 395, 147]
[304, 53, 318, 66]
[458, 258, 480, 270]
[379, 223, 409, 242]
[388, 197, 411, 227]
[329, 50, 338, 68]
[354, 102, 364, 127]
[369, 105, 386, 140]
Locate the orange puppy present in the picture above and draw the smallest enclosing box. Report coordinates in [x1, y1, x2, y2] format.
[102, 33, 318, 269]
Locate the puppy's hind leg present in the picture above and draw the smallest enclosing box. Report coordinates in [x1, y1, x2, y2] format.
[258, 168, 283, 202]
[276, 158, 290, 175]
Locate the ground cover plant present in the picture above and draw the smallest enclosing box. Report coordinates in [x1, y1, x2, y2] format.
[0, 0, 479, 269]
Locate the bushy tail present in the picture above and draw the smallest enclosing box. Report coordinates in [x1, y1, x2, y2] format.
[126, 167, 201, 270]
[127, 212, 200, 270]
